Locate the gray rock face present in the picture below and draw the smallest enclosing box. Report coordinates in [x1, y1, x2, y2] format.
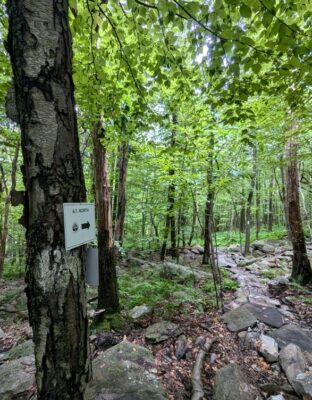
[292, 372, 312, 398]
[259, 334, 279, 362]
[161, 262, 211, 283]
[0, 327, 4, 339]
[0, 339, 34, 362]
[223, 304, 257, 332]
[271, 324, 312, 353]
[279, 344, 308, 387]
[87, 341, 167, 400]
[251, 240, 275, 253]
[218, 254, 236, 268]
[245, 303, 284, 328]
[214, 363, 262, 400]
[145, 321, 182, 343]
[129, 305, 152, 320]
[0, 356, 35, 400]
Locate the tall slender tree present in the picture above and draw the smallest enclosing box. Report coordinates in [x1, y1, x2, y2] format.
[93, 121, 119, 313]
[285, 134, 312, 285]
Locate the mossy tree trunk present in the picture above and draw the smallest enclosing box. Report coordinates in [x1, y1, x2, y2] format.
[6, 1, 91, 398]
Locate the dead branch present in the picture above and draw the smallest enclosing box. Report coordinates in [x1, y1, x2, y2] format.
[191, 337, 217, 400]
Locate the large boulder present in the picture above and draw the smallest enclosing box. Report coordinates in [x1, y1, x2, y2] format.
[214, 363, 262, 400]
[0, 356, 35, 400]
[129, 305, 152, 320]
[279, 344, 307, 387]
[245, 303, 284, 328]
[251, 240, 275, 253]
[271, 324, 312, 353]
[0, 339, 34, 362]
[160, 262, 211, 282]
[223, 304, 257, 332]
[87, 341, 167, 400]
[145, 320, 182, 343]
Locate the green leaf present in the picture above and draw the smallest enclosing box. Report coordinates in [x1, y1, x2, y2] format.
[240, 4, 252, 18]
[262, 11, 273, 27]
[69, 0, 78, 17]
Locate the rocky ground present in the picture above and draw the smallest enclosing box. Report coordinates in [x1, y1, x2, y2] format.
[0, 239, 311, 399]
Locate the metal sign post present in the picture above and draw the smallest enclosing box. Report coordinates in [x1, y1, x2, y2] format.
[63, 203, 96, 251]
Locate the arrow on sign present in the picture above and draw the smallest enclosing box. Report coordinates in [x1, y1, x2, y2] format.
[81, 222, 90, 230]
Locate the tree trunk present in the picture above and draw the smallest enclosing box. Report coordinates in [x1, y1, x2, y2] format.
[239, 193, 246, 234]
[7, 1, 91, 398]
[0, 142, 19, 277]
[268, 174, 274, 231]
[188, 196, 197, 246]
[285, 137, 312, 285]
[255, 172, 261, 239]
[114, 141, 129, 245]
[244, 148, 257, 255]
[160, 114, 177, 260]
[93, 122, 119, 313]
[203, 134, 214, 265]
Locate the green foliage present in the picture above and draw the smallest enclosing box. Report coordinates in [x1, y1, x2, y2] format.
[118, 268, 209, 316]
[203, 269, 238, 295]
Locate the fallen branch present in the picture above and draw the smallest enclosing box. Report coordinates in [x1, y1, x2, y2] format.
[191, 337, 217, 400]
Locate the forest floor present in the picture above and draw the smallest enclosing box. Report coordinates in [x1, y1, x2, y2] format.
[0, 239, 312, 399]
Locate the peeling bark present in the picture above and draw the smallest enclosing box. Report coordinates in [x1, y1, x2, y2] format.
[6, 1, 91, 398]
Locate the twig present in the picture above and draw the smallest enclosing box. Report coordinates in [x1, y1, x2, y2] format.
[191, 337, 217, 400]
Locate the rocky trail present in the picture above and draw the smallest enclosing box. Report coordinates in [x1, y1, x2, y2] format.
[0, 239, 311, 399]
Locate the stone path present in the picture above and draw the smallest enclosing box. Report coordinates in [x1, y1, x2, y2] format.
[216, 240, 312, 400]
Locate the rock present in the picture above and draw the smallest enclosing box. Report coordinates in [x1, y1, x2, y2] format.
[160, 262, 211, 283]
[175, 336, 188, 360]
[129, 305, 152, 320]
[248, 294, 281, 307]
[259, 382, 280, 394]
[271, 324, 312, 353]
[237, 258, 258, 267]
[223, 304, 257, 332]
[228, 244, 241, 252]
[87, 341, 166, 400]
[238, 331, 259, 349]
[259, 334, 279, 362]
[268, 395, 286, 400]
[279, 344, 308, 387]
[210, 353, 217, 364]
[192, 245, 204, 254]
[292, 372, 312, 398]
[245, 303, 284, 328]
[214, 363, 262, 400]
[145, 321, 182, 343]
[0, 327, 4, 339]
[0, 340, 34, 362]
[0, 356, 35, 400]
[218, 254, 236, 268]
[251, 240, 275, 253]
